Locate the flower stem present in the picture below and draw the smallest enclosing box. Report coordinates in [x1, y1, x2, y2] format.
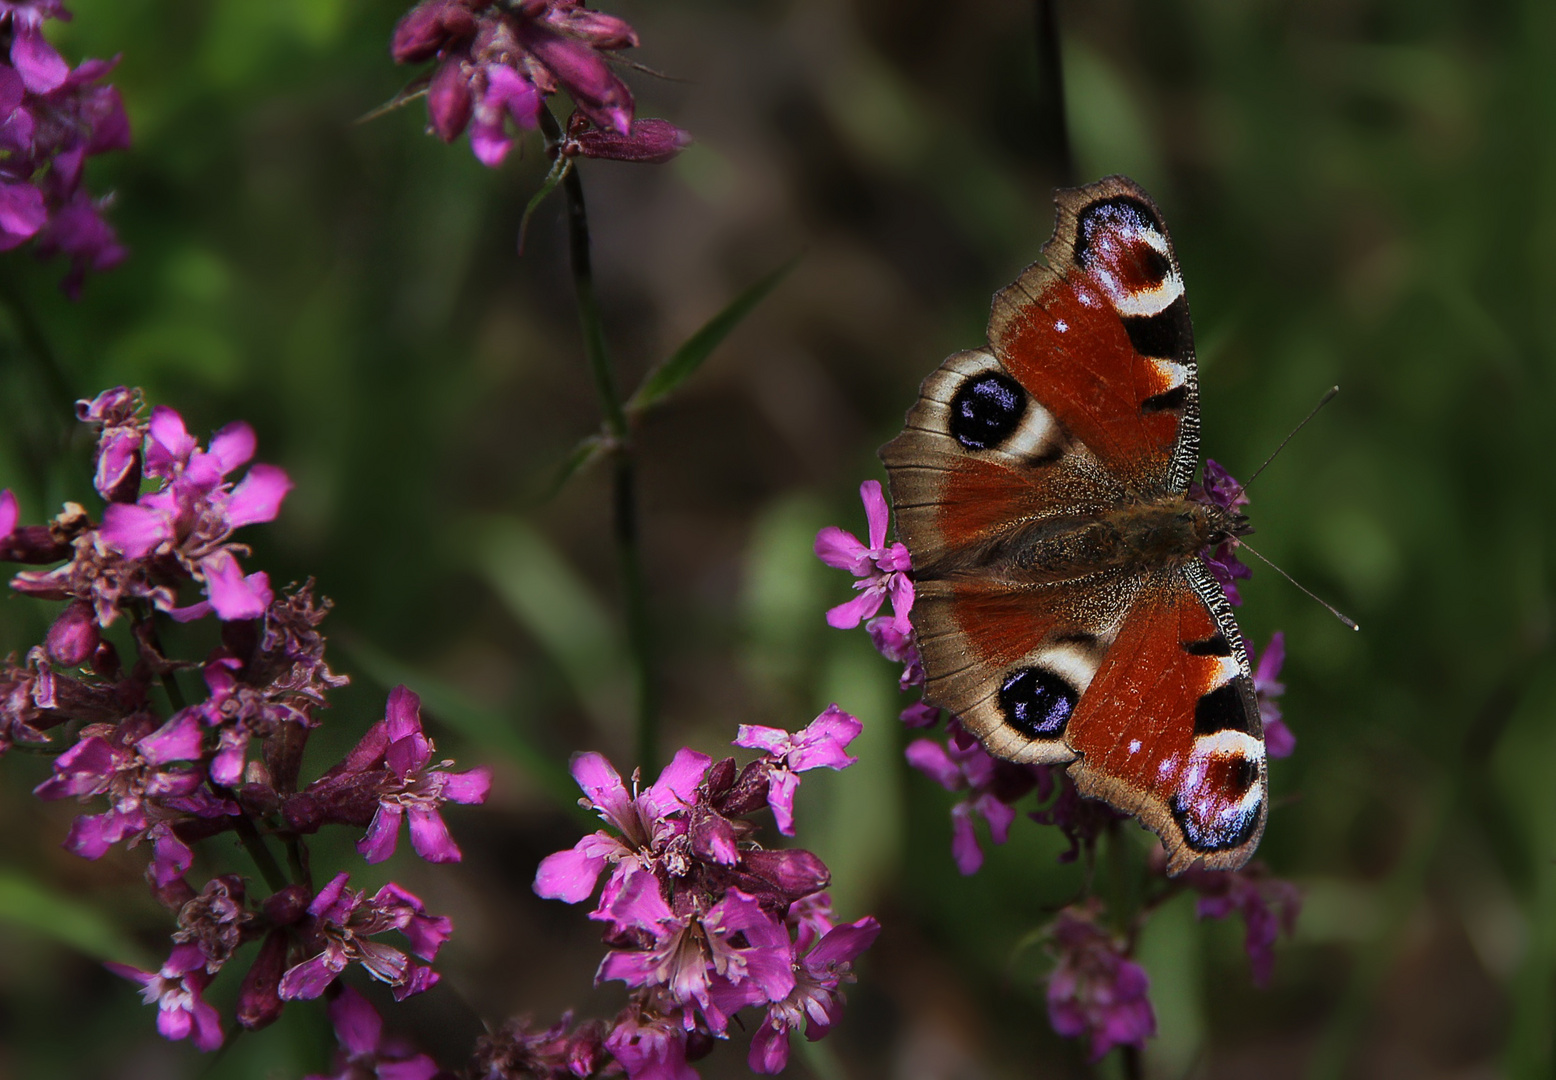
[538, 107, 660, 773]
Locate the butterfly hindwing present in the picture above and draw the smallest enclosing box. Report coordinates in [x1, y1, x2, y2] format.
[880, 176, 1267, 872]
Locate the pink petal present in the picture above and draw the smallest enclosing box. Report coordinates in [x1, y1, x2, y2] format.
[1264, 717, 1296, 759]
[533, 836, 610, 903]
[641, 747, 711, 820]
[789, 705, 861, 771]
[859, 480, 889, 551]
[812, 525, 868, 573]
[201, 551, 271, 620]
[100, 502, 171, 558]
[974, 791, 1016, 845]
[188, 996, 225, 1052]
[150, 828, 193, 888]
[903, 738, 963, 792]
[146, 405, 196, 473]
[138, 712, 205, 764]
[570, 751, 630, 822]
[206, 422, 256, 475]
[11, 25, 67, 93]
[806, 916, 881, 967]
[749, 1019, 792, 1074]
[766, 769, 799, 836]
[824, 587, 885, 630]
[326, 985, 382, 1057]
[733, 724, 789, 755]
[384, 685, 424, 741]
[408, 805, 461, 863]
[279, 953, 343, 1000]
[0, 489, 16, 536]
[224, 464, 292, 527]
[949, 802, 984, 875]
[439, 766, 491, 804]
[357, 802, 403, 863]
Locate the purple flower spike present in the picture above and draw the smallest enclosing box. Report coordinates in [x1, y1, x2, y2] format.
[107, 943, 224, 1052]
[1182, 864, 1301, 986]
[734, 705, 862, 834]
[1188, 459, 1253, 606]
[906, 722, 1044, 874]
[815, 480, 914, 631]
[1251, 632, 1293, 758]
[390, 0, 652, 168]
[605, 1010, 697, 1080]
[1045, 904, 1155, 1063]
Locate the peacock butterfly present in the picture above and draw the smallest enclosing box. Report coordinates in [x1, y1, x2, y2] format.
[880, 176, 1265, 874]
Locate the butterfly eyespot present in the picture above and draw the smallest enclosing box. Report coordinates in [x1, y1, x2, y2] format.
[997, 666, 1077, 737]
[949, 373, 1027, 451]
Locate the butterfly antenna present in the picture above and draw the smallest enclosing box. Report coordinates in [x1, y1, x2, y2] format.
[1228, 386, 1340, 502]
[1237, 539, 1360, 631]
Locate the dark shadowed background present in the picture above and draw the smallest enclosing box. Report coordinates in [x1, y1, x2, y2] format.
[0, 0, 1551, 1077]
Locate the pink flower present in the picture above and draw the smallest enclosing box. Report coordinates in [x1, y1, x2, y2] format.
[279, 874, 451, 1002]
[1045, 904, 1155, 1062]
[304, 984, 443, 1080]
[905, 722, 1042, 875]
[815, 480, 913, 630]
[596, 877, 796, 1025]
[734, 705, 861, 835]
[746, 915, 880, 1074]
[106, 943, 224, 1052]
[533, 746, 709, 905]
[604, 1009, 697, 1080]
[391, 0, 646, 166]
[351, 686, 492, 863]
[1188, 459, 1252, 606]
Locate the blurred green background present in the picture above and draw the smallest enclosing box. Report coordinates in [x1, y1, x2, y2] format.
[0, 0, 1552, 1077]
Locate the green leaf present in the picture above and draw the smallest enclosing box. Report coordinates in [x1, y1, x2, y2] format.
[533, 431, 609, 506]
[337, 635, 584, 816]
[0, 870, 152, 967]
[627, 256, 800, 414]
[518, 155, 573, 257]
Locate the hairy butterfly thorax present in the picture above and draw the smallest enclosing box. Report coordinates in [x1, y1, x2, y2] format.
[881, 176, 1268, 874]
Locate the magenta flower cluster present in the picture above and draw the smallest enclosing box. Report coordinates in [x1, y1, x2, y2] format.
[815, 472, 1303, 1064]
[0, 388, 490, 1052]
[0, 0, 130, 294]
[390, 0, 688, 168]
[533, 708, 880, 1079]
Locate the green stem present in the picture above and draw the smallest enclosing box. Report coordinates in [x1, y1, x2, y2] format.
[538, 107, 660, 773]
[230, 803, 290, 894]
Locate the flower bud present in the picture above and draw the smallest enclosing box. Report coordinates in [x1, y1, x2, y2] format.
[391, 0, 477, 63]
[741, 848, 830, 900]
[262, 884, 311, 927]
[45, 600, 99, 666]
[428, 58, 474, 141]
[236, 929, 288, 1030]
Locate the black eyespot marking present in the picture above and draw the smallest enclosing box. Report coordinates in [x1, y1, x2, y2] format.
[949, 373, 1027, 451]
[1183, 634, 1232, 657]
[1074, 196, 1163, 268]
[998, 666, 1077, 738]
[1194, 681, 1256, 736]
[1141, 385, 1190, 414]
[1136, 245, 1172, 286]
[1123, 296, 1193, 362]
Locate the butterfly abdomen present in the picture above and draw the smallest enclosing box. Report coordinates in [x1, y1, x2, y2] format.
[939, 495, 1224, 585]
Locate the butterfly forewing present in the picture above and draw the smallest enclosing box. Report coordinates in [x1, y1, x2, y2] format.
[880, 175, 1266, 873]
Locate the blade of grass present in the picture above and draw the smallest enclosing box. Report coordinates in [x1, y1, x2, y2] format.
[626, 256, 799, 414]
[532, 431, 609, 505]
[0, 870, 152, 967]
